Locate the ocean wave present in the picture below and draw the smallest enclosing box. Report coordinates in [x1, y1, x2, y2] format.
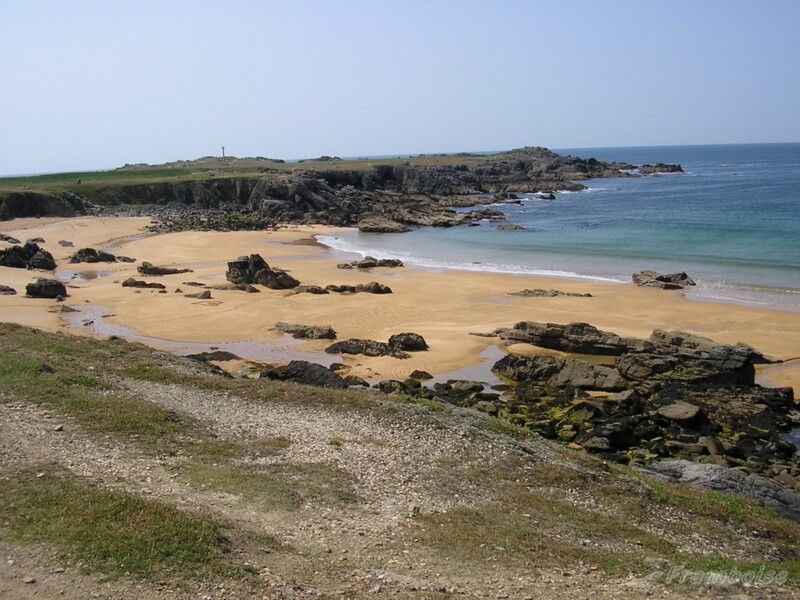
[316, 234, 624, 283]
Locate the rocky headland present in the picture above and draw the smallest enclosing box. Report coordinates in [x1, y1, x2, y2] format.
[0, 147, 682, 233]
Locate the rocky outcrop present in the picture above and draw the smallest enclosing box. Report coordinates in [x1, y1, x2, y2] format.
[337, 256, 404, 270]
[225, 254, 299, 290]
[138, 262, 193, 276]
[260, 360, 349, 388]
[508, 289, 592, 298]
[493, 354, 628, 392]
[0, 242, 57, 271]
[641, 460, 800, 522]
[638, 163, 684, 175]
[357, 217, 412, 233]
[0, 191, 88, 221]
[471, 322, 799, 487]
[632, 270, 696, 290]
[275, 322, 337, 340]
[77, 147, 682, 232]
[25, 278, 67, 298]
[325, 282, 392, 294]
[496, 321, 652, 355]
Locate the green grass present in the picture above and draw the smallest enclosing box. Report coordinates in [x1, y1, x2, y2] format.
[0, 467, 250, 579]
[181, 462, 358, 509]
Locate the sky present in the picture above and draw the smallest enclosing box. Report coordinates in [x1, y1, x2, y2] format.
[2, 0, 799, 175]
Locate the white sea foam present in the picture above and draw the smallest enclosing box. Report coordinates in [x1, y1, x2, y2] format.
[316, 234, 624, 283]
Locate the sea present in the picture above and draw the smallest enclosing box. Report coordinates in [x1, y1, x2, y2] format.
[318, 143, 800, 312]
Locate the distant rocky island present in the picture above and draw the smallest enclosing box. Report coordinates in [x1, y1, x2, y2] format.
[0, 146, 682, 232]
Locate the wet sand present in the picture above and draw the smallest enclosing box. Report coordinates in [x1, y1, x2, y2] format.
[1, 216, 799, 389]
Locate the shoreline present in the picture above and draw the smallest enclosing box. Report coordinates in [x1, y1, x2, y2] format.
[1, 216, 799, 391]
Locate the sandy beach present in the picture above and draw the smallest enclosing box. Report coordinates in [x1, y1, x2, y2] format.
[2, 215, 799, 390]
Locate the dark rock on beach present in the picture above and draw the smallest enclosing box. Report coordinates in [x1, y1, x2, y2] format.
[138, 261, 193, 276]
[508, 289, 592, 298]
[326, 332, 429, 359]
[325, 282, 392, 294]
[292, 284, 329, 295]
[0, 284, 17, 295]
[275, 322, 337, 340]
[632, 270, 696, 290]
[496, 321, 651, 355]
[325, 339, 406, 359]
[70, 247, 118, 263]
[121, 277, 166, 289]
[225, 254, 299, 290]
[0, 242, 56, 271]
[388, 332, 429, 352]
[337, 256, 404, 270]
[25, 278, 67, 298]
[260, 360, 349, 388]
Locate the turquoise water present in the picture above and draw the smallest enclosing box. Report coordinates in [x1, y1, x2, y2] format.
[318, 144, 800, 311]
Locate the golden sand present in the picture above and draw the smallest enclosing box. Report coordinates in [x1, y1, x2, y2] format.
[1, 216, 798, 389]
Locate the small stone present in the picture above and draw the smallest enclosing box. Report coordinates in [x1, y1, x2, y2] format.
[23, 576, 36, 584]
[53, 424, 64, 432]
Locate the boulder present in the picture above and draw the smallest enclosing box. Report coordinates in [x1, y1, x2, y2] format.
[70, 247, 118, 263]
[632, 270, 696, 289]
[0, 284, 17, 295]
[28, 249, 57, 270]
[0, 242, 56, 270]
[260, 360, 348, 388]
[409, 369, 433, 380]
[275, 322, 337, 340]
[25, 278, 67, 298]
[388, 332, 428, 352]
[225, 254, 299, 289]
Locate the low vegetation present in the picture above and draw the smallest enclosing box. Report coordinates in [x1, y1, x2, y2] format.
[1, 321, 798, 597]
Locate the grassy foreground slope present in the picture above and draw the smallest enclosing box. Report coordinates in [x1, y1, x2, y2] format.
[1, 322, 797, 599]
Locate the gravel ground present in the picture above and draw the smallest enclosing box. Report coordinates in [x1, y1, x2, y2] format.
[1, 377, 794, 599]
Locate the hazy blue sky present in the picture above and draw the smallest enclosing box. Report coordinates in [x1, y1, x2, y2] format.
[2, 0, 799, 175]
